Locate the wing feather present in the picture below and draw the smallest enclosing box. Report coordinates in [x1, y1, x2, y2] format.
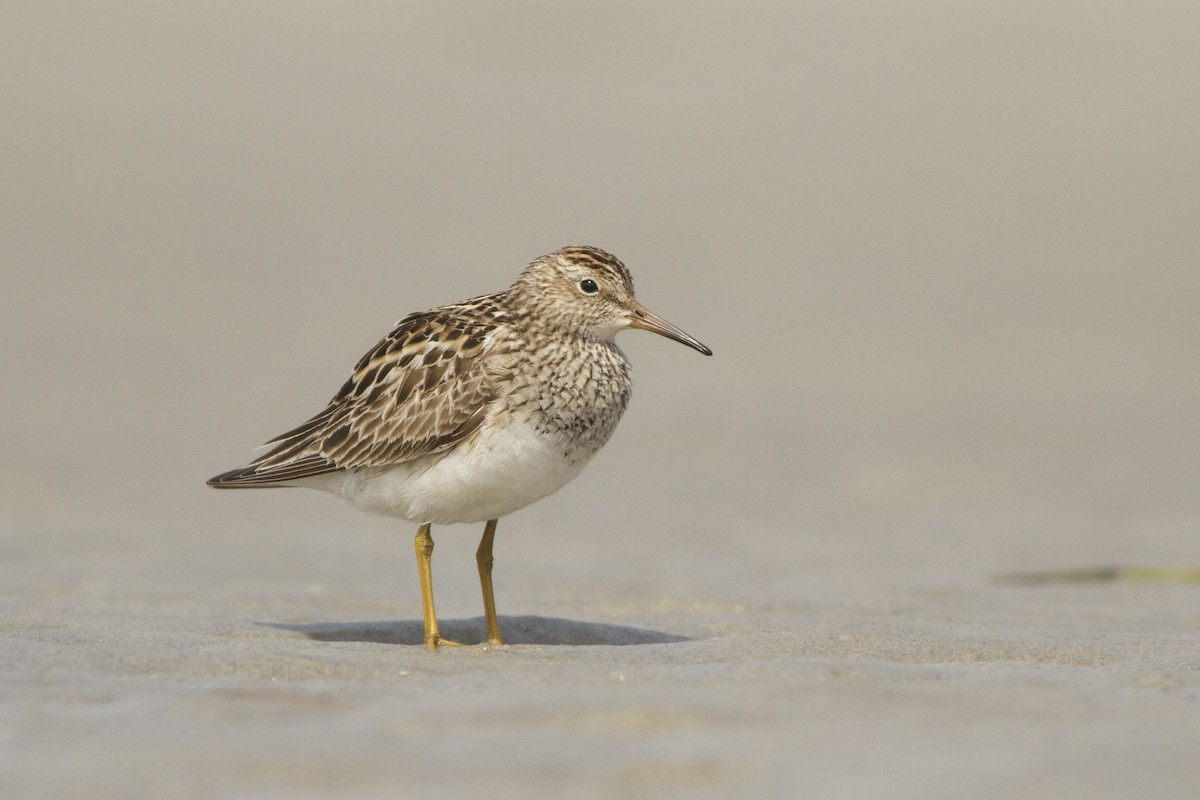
[208, 298, 507, 488]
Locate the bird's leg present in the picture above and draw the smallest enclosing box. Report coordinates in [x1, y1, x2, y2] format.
[476, 519, 503, 646]
[413, 524, 465, 650]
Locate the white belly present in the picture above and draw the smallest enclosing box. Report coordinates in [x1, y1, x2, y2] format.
[306, 416, 593, 525]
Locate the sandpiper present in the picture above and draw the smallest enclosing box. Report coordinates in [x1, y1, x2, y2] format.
[208, 246, 711, 650]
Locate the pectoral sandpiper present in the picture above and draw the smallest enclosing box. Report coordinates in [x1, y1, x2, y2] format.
[208, 246, 711, 650]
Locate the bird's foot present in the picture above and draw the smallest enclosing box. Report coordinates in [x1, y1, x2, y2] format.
[425, 634, 465, 651]
[424, 634, 502, 651]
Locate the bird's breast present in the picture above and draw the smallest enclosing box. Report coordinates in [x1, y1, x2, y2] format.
[521, 338, 633, 461]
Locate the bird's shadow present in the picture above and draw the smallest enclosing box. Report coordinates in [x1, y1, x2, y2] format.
[267, 615, 689, 646]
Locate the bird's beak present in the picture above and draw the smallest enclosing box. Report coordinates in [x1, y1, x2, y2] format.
[628, 304, 713, 356]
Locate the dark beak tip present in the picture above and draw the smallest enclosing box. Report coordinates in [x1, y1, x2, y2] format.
[677, 338, 712, 356]
[628, 307, 712, 357]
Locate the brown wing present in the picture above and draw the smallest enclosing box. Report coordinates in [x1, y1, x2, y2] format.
[208, 301, 504, 487]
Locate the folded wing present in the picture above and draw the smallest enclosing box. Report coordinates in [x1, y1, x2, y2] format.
[208, 304, 502, 487]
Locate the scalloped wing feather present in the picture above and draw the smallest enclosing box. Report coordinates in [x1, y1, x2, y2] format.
[208, 298, 507, 487]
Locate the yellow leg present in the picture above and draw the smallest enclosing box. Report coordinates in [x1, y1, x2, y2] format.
[413, 524, 465, 650]
[476, 519, 503, 646]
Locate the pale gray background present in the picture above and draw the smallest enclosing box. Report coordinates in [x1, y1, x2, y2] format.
[2, 2, 1197, 798]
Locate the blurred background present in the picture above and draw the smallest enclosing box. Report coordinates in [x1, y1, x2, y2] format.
[2, 1, 1197, 610]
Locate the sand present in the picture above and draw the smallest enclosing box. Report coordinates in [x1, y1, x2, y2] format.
[3, 3, 1198, 798]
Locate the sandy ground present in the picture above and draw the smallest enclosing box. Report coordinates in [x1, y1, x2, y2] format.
[3, 4, 1198, 798]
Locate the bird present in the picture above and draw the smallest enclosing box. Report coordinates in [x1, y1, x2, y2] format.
[208, 246, 711, 650]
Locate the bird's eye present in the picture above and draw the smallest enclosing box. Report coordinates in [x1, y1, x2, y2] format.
[579, 278, 599, 294]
